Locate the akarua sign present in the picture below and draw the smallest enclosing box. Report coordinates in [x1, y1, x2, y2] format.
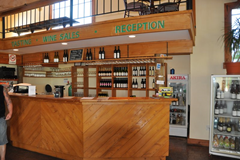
[115, 20, 165, 33]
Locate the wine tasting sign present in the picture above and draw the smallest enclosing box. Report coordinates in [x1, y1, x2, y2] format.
[5, 11, 194, 49]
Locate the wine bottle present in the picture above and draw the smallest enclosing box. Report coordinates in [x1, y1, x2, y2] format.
[143, 66, 145, 76]
[47, 53, 49, 63]
[152, 79, 155, 89]
[114, 46, 117, 59]
[141, 79, 144, 88]
[151, 66, 154, 76]
[89, 49, 92, 60]
[143, 79, 146, 89]
[66, 50, 68, 62]
[43, 53, 46, 63]
[219, 101, 223, 114]
[215, 100, 219, 115]
[136, 79, 138, 88]
[86, 49, 89, 60]
[149, 67, 152, 76]
[176, 94, 179, 105]
[56, 52, 59, 62]
[54, 52, 56, 62]
[233, 101, 237, 116]
[99, 48, 102, 60]
[223, 101, 227, 114]
[102, 47, 105, 59]
[63, 50, 65, 62]
[117, 46, 120, 59]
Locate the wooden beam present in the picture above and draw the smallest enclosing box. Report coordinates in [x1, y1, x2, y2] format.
[2, 11, 195, 50]
[0, 0, 66, 17]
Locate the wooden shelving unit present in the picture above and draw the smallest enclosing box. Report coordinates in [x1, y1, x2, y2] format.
[71, 63, 166, 98]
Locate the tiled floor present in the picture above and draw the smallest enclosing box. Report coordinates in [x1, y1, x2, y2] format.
[5, 137, 238, 160]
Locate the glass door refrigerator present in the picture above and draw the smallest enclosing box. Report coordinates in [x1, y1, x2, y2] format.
[210, 75, 240, 159]
[168, 74, 189, 137]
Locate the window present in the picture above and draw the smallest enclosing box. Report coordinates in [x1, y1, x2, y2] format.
[52, 0, 92, 29]
[231, 8, 240, 62]
[224, 1, 240, 62]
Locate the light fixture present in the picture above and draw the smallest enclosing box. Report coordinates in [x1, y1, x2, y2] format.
[62, 42, 68, 45]
[13, 49, 19, 51]
[129, 35, 136, 38]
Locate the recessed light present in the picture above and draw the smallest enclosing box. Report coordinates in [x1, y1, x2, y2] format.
[13, 49, 19, 51]
[129, 35, 136, 38]
[62, 42, 68, 45]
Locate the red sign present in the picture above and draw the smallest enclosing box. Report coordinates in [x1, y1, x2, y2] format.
[168, 75, 188, 81]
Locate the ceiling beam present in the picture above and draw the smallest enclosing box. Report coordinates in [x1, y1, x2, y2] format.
[0, 0, 66, 17]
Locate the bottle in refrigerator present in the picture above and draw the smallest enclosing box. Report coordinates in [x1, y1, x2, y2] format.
[213, 134, 219, 148]
[176, 94, 179, 106]
[222, 118, 227, 131]
[230, 138, 235, 150]
[219, 135, 224, 148]
[227, 118, 232, 133]
[224, 136, 230, 149]
[232, 101, 237, 117]
[223, 101, 227, 114]
[219, 101, 223, 114]
[214, 117, 218, 129]
[218, 117, 223, 132]
[214, 101, 219, 115]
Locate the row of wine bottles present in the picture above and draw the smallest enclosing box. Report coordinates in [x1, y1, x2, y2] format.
[86, 49, 93, 60]
[43, 50, 68, 63]
[114, 78, 128, 88]
[132, 66, 155, 76]
[98, 68, 112, 76]
[97, 66, 155, 77]
[132, 78, 147, 89]
[99, 79, 112, 88]
[114, 67, 128, 76]
[99, 78, 155, 89]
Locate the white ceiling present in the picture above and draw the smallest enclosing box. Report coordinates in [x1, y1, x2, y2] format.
[0, 30, 190, 55]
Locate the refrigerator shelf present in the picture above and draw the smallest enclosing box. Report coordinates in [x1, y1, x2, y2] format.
[215, 98, 240, 102]
[214, 114, 240, 119]
[214, 129, 240, 137]
[212, 147, 240, 156]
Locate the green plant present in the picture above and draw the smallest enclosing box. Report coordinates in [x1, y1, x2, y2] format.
[225, 17, 240, 62]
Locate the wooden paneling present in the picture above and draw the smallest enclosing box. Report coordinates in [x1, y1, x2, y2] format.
[128, 40, 193, 57]
[168, 40, 193, 55]
[129, 42, 167, 57]
[22, 52, 43, 64]
[9, 96, 83, 160]
[187, 138, 209, 147]
[9, 95, 172, 160]
[82, 100, 170, 159]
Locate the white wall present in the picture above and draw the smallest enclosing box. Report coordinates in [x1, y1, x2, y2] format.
[189, 0, 235, 140]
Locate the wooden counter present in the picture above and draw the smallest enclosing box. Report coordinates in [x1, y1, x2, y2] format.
[9, 94, 174, 160]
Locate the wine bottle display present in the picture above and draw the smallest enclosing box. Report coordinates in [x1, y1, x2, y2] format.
[114, 78, 128, 88]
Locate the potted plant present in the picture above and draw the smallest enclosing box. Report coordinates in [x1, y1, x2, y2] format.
[224, 17, 240, 74]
